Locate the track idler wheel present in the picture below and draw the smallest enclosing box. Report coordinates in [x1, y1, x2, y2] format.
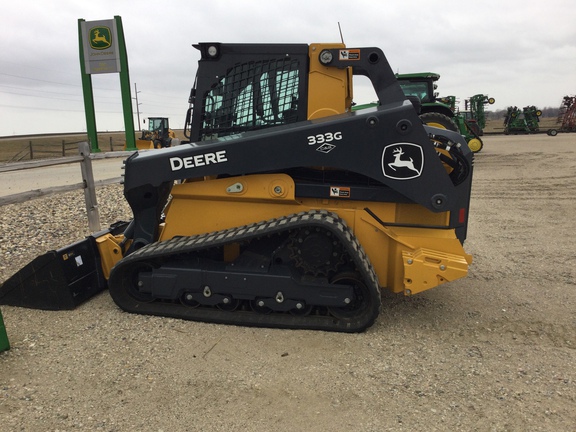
[289, 302, 313, 316]
[217, 296, 241, 311]
[129, 263, 156, 303]
[180, 292, 200, 308]
[328, 272, 372, 320]
[251, 298, 273, 314]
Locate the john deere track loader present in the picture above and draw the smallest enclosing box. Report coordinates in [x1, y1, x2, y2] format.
[0, 43, 474, 332]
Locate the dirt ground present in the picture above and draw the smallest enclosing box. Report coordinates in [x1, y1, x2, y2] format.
[1, 133, 575, 431]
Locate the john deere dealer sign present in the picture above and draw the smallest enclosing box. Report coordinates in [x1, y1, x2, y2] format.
[80, 19, 120, 74]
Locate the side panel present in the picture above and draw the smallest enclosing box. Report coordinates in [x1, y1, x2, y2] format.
[158, 174, 470, 294]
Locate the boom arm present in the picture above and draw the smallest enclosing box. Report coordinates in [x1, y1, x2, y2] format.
[123, 105, 471, 250]
[315, 47, 407, 105]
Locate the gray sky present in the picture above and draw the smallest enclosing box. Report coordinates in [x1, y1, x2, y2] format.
[1, 0, 575, 136]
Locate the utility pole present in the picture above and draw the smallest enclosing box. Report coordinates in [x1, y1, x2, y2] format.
[133, 83, 142, 131]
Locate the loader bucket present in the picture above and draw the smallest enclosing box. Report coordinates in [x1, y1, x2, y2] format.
[0, 307, 9, 352]
[0, 236, 107, 310]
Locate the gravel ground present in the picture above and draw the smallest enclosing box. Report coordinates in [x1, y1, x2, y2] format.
[1, 134, 575, 431]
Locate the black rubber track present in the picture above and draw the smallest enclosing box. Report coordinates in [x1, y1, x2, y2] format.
[108, 210, 382, 332]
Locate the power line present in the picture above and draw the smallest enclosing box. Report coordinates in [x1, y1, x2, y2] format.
[0, 89, 82, 102]
[0, 72, 80, 88]
[0, 103, 122, 113]
[0, 83, 79, 97]
[0, 72, 121, 92]
[0, 73, 187, 107]
[0, 85, 132, 104]
[0, 59, 79, 77]
[0, 70, 188, 114]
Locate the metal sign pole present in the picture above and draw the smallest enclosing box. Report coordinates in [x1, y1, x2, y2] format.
[78, 19, 100, 153]
[115, 16, 137, 151]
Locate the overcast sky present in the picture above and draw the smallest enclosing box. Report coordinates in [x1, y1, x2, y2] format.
[1, 0, 575, 136]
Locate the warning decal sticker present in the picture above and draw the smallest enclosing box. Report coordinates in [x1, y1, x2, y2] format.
[330, 186, 351, 198]
[339, 49, 361, 61]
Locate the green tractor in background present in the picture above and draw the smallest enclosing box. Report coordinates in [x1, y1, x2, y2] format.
[395, 72, 458, 130]
[503, 106, 542, 134]
[395, 72, 494, 153]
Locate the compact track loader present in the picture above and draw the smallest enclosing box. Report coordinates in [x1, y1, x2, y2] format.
[0, 43, 474, 332]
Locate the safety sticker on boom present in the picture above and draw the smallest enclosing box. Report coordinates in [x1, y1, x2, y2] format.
[339, 49, 360, 61]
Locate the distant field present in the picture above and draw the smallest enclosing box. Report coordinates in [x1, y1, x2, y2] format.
[0, 130, 187, 163]
[0, 119, 563, 163]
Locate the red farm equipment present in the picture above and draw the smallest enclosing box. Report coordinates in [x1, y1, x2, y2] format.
[547, 95, 576, 136]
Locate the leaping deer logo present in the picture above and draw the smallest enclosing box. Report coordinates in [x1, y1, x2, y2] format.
[381, 143, 424, 180]
[92, 30, 109, 45]
[89, 27, 112, 49]
[388, 147, 421, 175]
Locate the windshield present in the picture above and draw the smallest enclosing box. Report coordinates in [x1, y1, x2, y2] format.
[200, 58, 300, 140]
[148, 118, 166, 131]
[398, 81, 430, 103]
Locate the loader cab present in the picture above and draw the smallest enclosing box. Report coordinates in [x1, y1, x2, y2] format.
[184, 43, 353, 142]
[147, 117, 169, 135]
[185, 43, 310, 142]
[395, 72, 440, 104]
[135, 118, 173, 150]
[144, 117, 172, 148]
